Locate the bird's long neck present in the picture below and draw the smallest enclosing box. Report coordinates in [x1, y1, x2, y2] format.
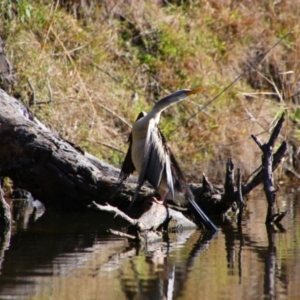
[135, 90, 190, 131]
[147, 98, 175, 124]
[146, 106, 162, 124]
[131, 104, 164, 142]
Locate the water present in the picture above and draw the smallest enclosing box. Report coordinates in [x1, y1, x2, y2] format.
[0, 190, 300, 300]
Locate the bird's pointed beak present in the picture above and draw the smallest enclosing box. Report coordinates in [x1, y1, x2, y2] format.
[186, 87, 205, 96]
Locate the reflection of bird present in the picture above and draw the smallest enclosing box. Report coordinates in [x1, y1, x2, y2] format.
[119, 89, 217, 231]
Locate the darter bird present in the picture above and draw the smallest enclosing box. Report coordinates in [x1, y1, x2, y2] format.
[119, 88, 217, 231]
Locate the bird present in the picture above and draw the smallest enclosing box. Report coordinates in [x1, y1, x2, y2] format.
[119, 88, 218, 231]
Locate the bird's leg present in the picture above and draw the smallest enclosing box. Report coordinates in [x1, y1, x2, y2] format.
[149, 190, 168, 205]
[145, 190, 169, 205]
[160, 190, 169, 204]
[147, 196, 164, 204]
[149, 197, 163, 204]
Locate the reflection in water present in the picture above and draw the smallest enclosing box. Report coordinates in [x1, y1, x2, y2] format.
[119, 230, 215, 300]
[0, 190, 299, 299]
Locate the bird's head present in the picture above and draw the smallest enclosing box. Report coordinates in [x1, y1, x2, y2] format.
[154, 87, 204, 111]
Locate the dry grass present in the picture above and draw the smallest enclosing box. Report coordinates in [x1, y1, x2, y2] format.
[1, 0, 299, 182]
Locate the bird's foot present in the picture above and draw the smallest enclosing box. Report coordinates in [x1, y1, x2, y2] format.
[142, 196, 165, 211]
[146, 196, 165, 205]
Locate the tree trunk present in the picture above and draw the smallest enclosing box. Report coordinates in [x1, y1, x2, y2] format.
[0, 89, 144, 210]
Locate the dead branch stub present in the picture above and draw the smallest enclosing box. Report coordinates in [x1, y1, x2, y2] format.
[251, 113, 287, 224]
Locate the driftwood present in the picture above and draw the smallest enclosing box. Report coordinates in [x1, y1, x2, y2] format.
[91, 201, 197, 243]
[0, 89, 289, 236]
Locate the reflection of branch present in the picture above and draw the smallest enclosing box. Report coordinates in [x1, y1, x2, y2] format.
[264, 225, 277, 297]
[0, 184, 11, 274]
[237, 220, 245, 284]
[0, 183, 11, 230]
[0, 229, 11, 273]
[223, 158, 234, 203]
[184, 230, 217, 270]
[118, 230, 214, 300]
[237, 168, 245, 224]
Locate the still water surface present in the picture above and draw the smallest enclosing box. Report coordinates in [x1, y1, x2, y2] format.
[0, 190, 300, 300]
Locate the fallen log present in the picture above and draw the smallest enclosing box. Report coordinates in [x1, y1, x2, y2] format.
[0, 89, 148, 210]
[0, 89, 288, 229]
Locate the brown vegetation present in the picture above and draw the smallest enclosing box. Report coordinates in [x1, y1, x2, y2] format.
[0, 0, 299, 184]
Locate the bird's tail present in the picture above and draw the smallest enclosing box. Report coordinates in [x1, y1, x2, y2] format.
[188, 196, 218, 232]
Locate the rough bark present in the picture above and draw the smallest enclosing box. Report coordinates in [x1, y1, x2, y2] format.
[0, 89, 144, 210]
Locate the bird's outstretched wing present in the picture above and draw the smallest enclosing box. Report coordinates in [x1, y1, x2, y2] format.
[111, 112, 147, 202]
[119, 112, 146, 182]
[119, 134, 135, 182]
[130, 118, 174, 208]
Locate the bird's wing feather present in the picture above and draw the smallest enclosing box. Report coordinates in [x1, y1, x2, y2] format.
[135, 122, 176, 200]
[130, 119, 175, 207]
[165, 151, 174, 200]
[144, 120, 175, 198]
[119, 136, 135, 181]
[159, 130, 185, 198]
[188, 193, 218, 232]
[119, 112, 146, 182]
[168, 150, 187, 193]
[144, 119, 164, 190]
[130, 119, 156, 207]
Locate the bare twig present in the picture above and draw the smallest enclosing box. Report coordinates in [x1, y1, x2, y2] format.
[224, 158, 235, 200]
[237, 168, 245, 224]
[251, 134, 264, 149]
[284, 166, 300, 180]
[90, 201, 136, 226]
[94, 101, 132, 129]
[49, 27, 97, 129]
[27, 78, 35, 106]
[89, 140, 124, 154]
[42, 0, 60, 49]
[239, 141, 287, 196]
[274, 211, 289, 223]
